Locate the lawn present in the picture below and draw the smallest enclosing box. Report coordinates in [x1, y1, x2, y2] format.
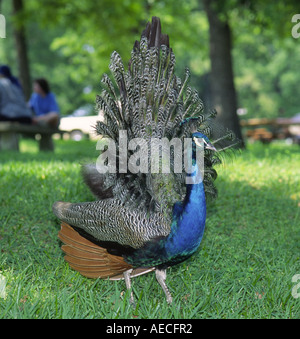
[0, 139, 299, 319]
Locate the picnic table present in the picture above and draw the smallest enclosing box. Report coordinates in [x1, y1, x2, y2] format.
[240, 117, 300, 144]
[0, 122, 65, 151]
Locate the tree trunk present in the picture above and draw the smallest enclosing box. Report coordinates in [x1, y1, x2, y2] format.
[203, 0, 244, 147]
[12, 0, 31, 100]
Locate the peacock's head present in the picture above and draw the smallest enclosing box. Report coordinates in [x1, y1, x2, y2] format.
[192, 132, 217, 152]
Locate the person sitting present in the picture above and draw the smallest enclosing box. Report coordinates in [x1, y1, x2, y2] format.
[29, 78, 60, 128]
[0, 65, 32, 124]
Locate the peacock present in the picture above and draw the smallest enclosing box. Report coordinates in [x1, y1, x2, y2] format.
[53, 16, 236, 304]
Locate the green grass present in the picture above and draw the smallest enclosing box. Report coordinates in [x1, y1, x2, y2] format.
[0, 139, 299, 318]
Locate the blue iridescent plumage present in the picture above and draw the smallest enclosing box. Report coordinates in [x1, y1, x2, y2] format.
[125, 132, 210, 269]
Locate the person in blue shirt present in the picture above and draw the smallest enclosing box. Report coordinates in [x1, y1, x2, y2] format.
[29, 78, 60, 128]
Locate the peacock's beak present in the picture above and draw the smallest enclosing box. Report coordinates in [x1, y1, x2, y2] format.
[193, 137, 217, 151]
[206, 143, 217, 152]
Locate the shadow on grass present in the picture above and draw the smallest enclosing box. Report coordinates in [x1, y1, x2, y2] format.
[0, 139, 99, 164]
[243, 142, 300, 158]
[0, 169, 298, 272]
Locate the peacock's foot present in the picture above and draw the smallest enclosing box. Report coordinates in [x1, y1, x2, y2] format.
[155, 268, 173, 304]
[123, 269, 136, 307]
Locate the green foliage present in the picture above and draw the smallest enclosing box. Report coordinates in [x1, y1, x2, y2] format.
[234, 31, 300, 118]
[0, 140, 299, 318]
[0, 0, 299, 117]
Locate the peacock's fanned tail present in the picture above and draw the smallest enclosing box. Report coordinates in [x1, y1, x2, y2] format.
[89, 17, 235, 214]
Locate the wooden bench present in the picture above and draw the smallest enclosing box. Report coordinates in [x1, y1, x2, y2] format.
[240, 117, 300, 144]
[0, 122, 64, 151]
[246, 128, 274, 143]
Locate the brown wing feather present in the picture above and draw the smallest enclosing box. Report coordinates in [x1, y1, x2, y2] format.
[58, 222, 132, 279]
[58, 222, 154, 280]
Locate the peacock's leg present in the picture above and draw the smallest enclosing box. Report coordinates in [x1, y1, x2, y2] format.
[123, 269, 135, 306]
[155, 268, 173, 304]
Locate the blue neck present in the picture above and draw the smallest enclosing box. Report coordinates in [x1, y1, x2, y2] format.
[165, 174, 206, 258]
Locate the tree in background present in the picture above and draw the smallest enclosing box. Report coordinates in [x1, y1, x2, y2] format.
[12, 0, 31, 100]
[1, 0, 299, 139]
[230, 0, 300, 119]
[203, 0, 243, 145]
[202, 0, 300, 145]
